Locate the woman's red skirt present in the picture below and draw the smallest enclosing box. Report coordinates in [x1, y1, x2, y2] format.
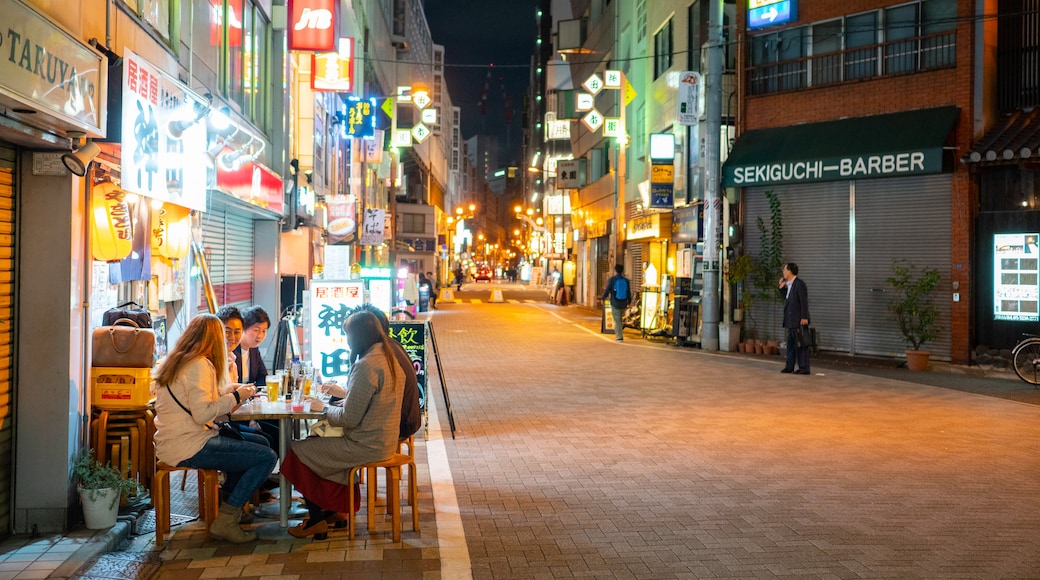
[280, 449, 359, 513]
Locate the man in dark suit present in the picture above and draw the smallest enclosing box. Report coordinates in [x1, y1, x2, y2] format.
[235, 306, 271, 387]
[779, 262, 811, 375]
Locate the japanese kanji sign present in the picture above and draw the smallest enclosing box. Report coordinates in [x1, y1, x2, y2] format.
[308, 281, 365, 378]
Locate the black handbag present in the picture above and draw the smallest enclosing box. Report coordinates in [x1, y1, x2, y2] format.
[796, 325, 818, 351]
[102, 301, 152, 328]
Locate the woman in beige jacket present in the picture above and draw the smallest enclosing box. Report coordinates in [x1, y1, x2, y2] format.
[153, 314, 277, 543]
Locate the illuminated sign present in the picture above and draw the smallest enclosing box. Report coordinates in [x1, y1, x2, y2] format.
[344, 98, 375, 138]
[2, 0, 105, 136]
[214, 152, 284, 215]
[576, 92, 594, 112]
[547, 119, 571, 140]
[583, 73, 603, 95]
[994, 233, 1040, 322]
[604, 70, 622, 89]
[603, 118, 624, 138]
[309, 281, 365, 377]
[312, 38, 355, 92]
[581, 109, 604, 132]
[120, 50, 207, 210]
[360, 267, 393, 279]
[748, 0, 797, 30]
[288, 0, 337, 51]
[627, 214, 661, 241]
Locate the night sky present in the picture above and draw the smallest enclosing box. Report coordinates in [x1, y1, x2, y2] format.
[424, 0, 540, 166]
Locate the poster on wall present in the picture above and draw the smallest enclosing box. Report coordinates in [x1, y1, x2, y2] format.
[309, 281, 365, 377]
[993, 233, 1040, 322]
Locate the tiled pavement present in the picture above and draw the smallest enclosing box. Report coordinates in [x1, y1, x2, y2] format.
[5, 299, 1040, 578]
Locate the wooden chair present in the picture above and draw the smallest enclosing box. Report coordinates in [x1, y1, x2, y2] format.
[152, 462, 220, 548]
[348, 453, 416, 542]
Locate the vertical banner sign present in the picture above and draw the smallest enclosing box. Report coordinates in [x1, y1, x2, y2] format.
[677, 71, 702, 126]
[388, 321, 428, 409]
[361, 208, 386, 245]
[311, 38, 355, 92]
[344, 98, 375, 137]
[288, 0, 337, 51]
[120, 50, 207, 210]
[650, 163, 675, 208]
[309, 281, 366, 377]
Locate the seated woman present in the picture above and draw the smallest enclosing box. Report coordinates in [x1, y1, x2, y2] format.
[153, 314, 278, 544]
[280, 310, 405, 539]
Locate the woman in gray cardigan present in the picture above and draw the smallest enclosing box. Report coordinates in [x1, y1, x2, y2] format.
[280, 310, 405, 539]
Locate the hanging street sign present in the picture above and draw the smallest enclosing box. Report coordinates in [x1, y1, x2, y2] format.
[583, 73, 604, 96]
[603, 117, 624, 138]
[576, 92, 594, 112]
[393, 128, 412, 147]
[677, 71, 702, 126]
[604, 70, 622, 89]
[411, 123, 431, 143]
[412, 90, 432, 110]
[421, 108, 438, 124]
[581, 109, 604, 132]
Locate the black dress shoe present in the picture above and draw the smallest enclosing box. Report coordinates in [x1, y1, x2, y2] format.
[794, 369, 810, 375]
[780, 368, 794, 374]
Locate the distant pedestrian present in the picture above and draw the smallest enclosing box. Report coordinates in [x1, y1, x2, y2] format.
[426, 272, 438, 309]
[602, 264, 631, 342]
[778, 262, 811, 375]
[454, 266, 464, 292]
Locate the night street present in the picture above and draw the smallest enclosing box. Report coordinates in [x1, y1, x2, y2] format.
[134, 299, 1040, 579]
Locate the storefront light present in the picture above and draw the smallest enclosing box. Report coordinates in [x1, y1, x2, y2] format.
[91, 182, 133, 263]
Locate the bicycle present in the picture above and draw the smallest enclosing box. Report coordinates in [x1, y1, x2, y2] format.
[1011, 333, 1040, 387]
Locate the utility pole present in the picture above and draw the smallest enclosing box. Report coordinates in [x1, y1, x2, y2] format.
[701, 0, 724, 351]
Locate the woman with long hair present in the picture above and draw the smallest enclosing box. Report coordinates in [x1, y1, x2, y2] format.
[153, 314, 277, 543]
[280, 310, 405, 539]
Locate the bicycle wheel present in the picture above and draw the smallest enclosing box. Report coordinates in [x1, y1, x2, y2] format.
[1012, 339, 1040, 385]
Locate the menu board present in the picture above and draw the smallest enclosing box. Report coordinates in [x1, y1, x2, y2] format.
[994, 233, 1040, 322]
[309, 281, 366, 377]
[389, 321, 427, 410]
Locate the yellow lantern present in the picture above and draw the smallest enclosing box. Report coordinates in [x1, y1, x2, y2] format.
[151, 204, 191, 261]
[91, 181, 133, 262]
[160, 205, 191, 261]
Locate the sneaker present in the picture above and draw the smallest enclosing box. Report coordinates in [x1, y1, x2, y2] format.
[616, 338, 624, 342]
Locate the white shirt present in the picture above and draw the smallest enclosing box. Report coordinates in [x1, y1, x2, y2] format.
[240, 347, 251, 382]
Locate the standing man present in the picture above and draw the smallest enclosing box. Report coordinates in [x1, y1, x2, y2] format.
[779, 262, 811, 375]
[602, 264, 631, 342]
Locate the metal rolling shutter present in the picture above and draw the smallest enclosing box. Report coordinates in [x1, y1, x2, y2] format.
[628, 243, 644, 291]
[0, 147, 16, 538]
[201, 200, 254, 311]
[853, 175, 952, 359]
[745, 183, 851, 350]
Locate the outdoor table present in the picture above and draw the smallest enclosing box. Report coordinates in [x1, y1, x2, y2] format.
[232, 399, 323, 527]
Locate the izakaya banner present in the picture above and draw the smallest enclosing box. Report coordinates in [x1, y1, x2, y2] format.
[120, 50, 207, 210]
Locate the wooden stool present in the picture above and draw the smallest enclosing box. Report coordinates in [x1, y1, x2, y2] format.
[153, 462, 220, 548]
[348, 454, 416, 542]
[396, 435, 418, 510]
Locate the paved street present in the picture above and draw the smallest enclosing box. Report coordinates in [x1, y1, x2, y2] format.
[86, 297, 1040, 579]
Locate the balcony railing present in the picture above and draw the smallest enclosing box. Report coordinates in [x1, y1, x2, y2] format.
[748, 30, 957, 96]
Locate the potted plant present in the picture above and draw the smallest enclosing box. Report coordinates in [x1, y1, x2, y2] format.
[887, 259, 942, 371]
[73, 451, 142, 529]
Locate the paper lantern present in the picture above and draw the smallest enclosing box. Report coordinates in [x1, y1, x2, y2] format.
[151, 204, 191, 261]
[91, 182, 133, 263]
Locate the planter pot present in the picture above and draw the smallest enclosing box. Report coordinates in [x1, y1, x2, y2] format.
[737, 342, 746, 353]
[79, 488, 119, 530]
[766, 340, 780, 356]
[754, 340, 765, 355]
[905, 350, 931, 371]
[719, 323, 741, 352]
[733, 309, 744, 322]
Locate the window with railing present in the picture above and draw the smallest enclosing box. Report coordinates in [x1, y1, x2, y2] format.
[748, 0, 957, 96]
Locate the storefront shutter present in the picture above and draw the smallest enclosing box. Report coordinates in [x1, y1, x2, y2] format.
[201, 199, 254, 311]
[628, 243, 644, 292]
[745, 183, 851, 350]
[0, 146, 16, 537]
[853, 175, 952, 359]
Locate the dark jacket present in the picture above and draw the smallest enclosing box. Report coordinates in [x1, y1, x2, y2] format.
[388, 339, 422, 439]
[782, 277, 810, 329]
[233, 345, 267, 386]
[602, 274, 631, 310]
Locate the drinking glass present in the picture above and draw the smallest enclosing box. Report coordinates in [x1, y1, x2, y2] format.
[291, 388, 304, 412]
[265, 377, 280, 403]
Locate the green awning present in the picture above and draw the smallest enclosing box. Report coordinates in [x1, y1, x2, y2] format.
[722, 106, 960, 187]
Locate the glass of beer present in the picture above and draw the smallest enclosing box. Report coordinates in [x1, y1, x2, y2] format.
[265, 377, 280, 403]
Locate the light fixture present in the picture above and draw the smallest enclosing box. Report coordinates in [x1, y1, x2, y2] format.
[168, 96, 213, 139]
[62, 131, 99, 176]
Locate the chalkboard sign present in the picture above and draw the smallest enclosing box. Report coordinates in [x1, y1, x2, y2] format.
[389, 321, 427, 410]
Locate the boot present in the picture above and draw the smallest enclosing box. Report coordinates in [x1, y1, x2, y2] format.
[210, 504, 257, 543]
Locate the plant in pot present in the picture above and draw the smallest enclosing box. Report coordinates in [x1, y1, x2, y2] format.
[73, 451, 143, 530]
[887, 259, 942, 371]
